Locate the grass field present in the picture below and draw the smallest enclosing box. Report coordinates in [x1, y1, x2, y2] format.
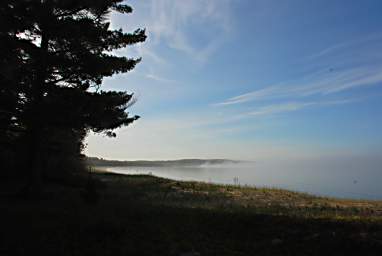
[1, 171, 382, 255]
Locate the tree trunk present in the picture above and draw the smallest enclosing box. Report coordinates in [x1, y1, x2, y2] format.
[23, 27, 49, 198]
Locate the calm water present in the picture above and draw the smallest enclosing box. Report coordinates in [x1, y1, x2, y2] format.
[106, 156, 382, 200]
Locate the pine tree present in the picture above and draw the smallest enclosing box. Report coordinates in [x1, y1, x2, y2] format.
[0, 0, 146, 192]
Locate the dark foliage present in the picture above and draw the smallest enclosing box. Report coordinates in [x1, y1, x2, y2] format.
[0, 0, 146, 189]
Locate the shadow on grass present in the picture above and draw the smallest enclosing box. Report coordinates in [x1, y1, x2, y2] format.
[1, 173, 381, 256]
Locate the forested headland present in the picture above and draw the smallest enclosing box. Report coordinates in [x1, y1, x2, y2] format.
[87, 157, 240, 167]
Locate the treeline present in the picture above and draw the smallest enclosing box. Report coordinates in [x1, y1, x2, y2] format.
[87, 157, 240, 167]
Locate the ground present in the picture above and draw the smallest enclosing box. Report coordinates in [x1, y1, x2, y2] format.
[1, 171, 382, 255]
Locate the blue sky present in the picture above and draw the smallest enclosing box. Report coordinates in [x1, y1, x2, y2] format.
[85, 0, 382, 160]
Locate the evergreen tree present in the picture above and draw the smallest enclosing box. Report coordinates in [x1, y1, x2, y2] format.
[0, 0, 146, 191]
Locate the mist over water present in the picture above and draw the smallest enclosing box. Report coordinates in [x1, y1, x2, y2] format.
[107, 155, 382, 200]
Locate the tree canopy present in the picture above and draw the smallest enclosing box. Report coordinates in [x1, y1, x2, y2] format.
[0, 0, 146, 188]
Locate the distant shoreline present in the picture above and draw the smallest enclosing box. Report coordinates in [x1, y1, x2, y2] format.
[86, 156, 241, 167]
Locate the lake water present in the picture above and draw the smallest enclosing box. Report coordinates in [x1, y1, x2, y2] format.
[106, 156, 382, 200]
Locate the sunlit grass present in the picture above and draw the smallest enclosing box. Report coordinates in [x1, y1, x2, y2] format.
[98, 171, 382, 220]
[1, 171, 381, 255]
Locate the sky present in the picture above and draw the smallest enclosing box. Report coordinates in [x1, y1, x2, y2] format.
[85, 0, 382, 161]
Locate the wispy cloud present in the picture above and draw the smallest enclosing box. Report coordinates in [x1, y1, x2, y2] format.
[145, 73, 177, 84]
[307, 33, 382, 60]
[214, 32, 382, 107]
[135, 44, 167, 65]
[215, 66, 382, 106]
[213, 85, 279, 106]
[240, 99, 354, 117]
[244, 102, 313, 116]
[141, 0, 233, 62]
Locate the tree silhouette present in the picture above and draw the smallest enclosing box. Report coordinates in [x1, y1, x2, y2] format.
[0, 0, 146, 193]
